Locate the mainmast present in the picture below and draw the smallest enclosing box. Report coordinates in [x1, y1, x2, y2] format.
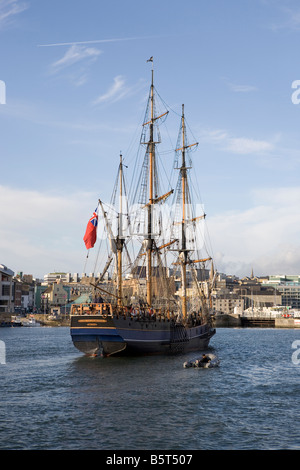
[146, 66, 155, 307]
[139, 58, 169, 308]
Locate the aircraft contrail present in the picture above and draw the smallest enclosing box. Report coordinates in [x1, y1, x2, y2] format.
[38, 36, 158, 47]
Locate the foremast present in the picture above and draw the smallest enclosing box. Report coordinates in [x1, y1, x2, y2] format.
[98, 153, 126, 307]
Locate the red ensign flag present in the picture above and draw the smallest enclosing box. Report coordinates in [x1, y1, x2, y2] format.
[83, 207, 98, 249]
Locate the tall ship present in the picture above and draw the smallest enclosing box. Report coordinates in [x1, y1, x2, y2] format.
[70, 60, 216, 356]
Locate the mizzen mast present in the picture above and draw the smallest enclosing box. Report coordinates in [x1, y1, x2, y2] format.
[116, 153, 125, 307]
[138, 57, 169, 308]
[176, 104, 198, 320]
[180, 104, 188, 319]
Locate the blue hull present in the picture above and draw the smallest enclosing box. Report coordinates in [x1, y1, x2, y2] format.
[70, 314, 215, 356]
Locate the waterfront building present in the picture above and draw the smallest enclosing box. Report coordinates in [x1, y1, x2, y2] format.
[42, 279, 70, 308]
[43, 272, 102, 284]
[34, 284, 48, 311]
[211, 272, 281, 313]
[263, 275, 300, 309]
[212, 294, 244, 315]
[0, 264, 14, 313]
[13, 273, 35, 313]
[44, 272, 72, 284]
[232, 285, 281, 309]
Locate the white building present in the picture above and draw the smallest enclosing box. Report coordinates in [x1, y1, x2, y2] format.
[44, 272, 71, 284]
[0, 264, 14, 313]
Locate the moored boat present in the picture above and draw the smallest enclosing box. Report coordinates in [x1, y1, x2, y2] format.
[11, 316, 23, 327]
[22, 316, 41, 327]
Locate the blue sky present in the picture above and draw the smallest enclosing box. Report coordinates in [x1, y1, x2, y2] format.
[1, 0, 300, 278]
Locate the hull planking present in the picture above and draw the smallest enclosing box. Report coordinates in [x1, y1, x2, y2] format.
[70, 305, 215, 357]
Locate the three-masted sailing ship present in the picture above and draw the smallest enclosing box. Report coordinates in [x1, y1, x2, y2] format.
[70, 61, 216, 356]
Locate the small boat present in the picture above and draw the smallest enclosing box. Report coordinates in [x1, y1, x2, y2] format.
[22, 316, 41, 327]
[11, 316, 23, 327]
[183, 353, 220, 368]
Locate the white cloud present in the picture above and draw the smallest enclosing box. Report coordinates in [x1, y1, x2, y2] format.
[92, 76, 146, 105]
[0, 185, 97, 277]
[93, 75, 126, 104]
[228, 83, 258, 93]
[200, 128, 274, 155]
[268, 5, 300, 31]
[50, 44, 102, 72]
[221, 77, 258, 93]
[2, 184, 300, 279]
[226, 137, 273, 154]
[0, 0, 28, 27]
[208, 186, 300, 276]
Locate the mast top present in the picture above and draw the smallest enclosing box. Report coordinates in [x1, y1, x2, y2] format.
[147, 56, 153, 65]
[147, 56, 154, 82]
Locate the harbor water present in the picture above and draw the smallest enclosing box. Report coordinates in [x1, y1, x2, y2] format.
[0, 326, 299, 450]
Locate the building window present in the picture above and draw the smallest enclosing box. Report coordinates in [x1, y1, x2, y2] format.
[2, 285, 10, 296]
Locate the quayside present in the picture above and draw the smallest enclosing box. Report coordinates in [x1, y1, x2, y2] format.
[70, 58, 216, 357]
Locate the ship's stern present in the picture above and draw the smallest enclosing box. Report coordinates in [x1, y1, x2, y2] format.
[70, 303, 126, 356]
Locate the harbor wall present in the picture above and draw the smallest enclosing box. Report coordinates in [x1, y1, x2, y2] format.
[275, 318, 300, 328]
[2, 312, 300, 328]
[213, 314, 242, 327]
[214, 313, 300, 328]
[34, 314, 70, 326]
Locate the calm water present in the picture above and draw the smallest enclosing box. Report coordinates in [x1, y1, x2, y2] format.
[0, 326, 299, 450]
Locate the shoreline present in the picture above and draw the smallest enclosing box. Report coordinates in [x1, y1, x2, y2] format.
[1, 312, 299, 329]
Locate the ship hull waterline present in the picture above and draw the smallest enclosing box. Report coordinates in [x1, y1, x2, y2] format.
[70, 314, 216, 357]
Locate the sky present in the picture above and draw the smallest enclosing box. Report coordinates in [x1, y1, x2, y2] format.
[1, 0, 300, 279]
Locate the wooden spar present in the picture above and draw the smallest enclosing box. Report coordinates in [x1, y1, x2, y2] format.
[172, 256, 212, 267]
[190, 214, 206, 222]
[172, 257, 212, 266]
[175, 142, 198, 152]
[142, 189, 174, 208]
[143, 111, 168, 126]
[90, 282, 119, 300]
[139, 239, 177, 257]
[190, 257, 212, 264]
[173, 214, 206, 226]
